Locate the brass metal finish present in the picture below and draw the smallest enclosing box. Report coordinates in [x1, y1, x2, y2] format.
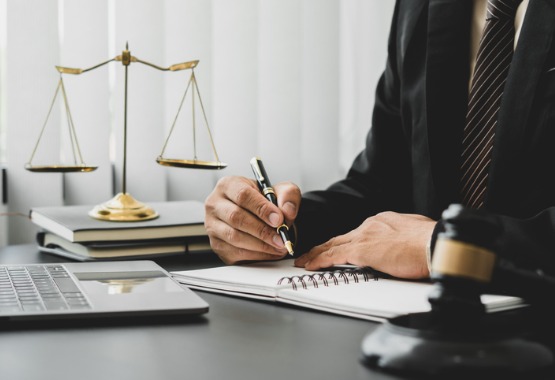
[52, 53, 198, 77]
[122, 47, 131, 66]
[169, 60, 199, 71]
[277, 223, 288, 231]
[29, 42, 225, 221]
[277, 224, 294, 255]
[56, 66, 83, 75]
[24, 164, 97, 173]
[134, 59, 199, 72]
[263, 187, 275, 196]
[56, 58, 117, 75]
[156, 157, 227, 170]
[88, 192, 158, 222]
[285, 241, 294, 255]
[157, 67, 224, 169]
[431, 238, 496, 283]
[25, 76, 96, 173]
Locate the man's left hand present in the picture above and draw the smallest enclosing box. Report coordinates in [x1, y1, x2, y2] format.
[294, 212, 436, 279]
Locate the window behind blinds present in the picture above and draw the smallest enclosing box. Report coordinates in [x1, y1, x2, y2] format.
[1, 0, 395, 244]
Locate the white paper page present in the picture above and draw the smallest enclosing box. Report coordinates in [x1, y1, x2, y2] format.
[172, 260, 525, 319]
[172, 259, 313, 297]
[277, 280, 525, 320]
[277, 279, 434, 319]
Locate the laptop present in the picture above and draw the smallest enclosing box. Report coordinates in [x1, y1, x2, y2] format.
[0, 260, 209, 321]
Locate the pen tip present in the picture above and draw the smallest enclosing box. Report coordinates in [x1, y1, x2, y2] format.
[285, 241, 294, 256]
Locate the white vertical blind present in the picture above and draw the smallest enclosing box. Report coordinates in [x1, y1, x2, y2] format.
[0, 167, 6, 247]
[300, 0, 341, 190]
[212, 0, 259, 182]
[112, 0, 166, 203]
[339, 0, 395, 172]
[6, 0, 63, 243]
[1, 0, 395, 244]
[0, 0, 6, 164]
[258, 0, 303, 186]
[163, 0, 216, 201]
[0, 0, 7, 247]
[60, 0, 112, 206]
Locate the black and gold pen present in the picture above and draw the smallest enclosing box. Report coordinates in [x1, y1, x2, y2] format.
[250, 156, 294, 256]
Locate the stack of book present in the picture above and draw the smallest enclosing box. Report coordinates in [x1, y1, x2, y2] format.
[30, 200, 212, 261]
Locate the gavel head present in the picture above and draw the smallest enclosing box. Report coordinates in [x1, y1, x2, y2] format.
[428, 204, 502, 325]
[360, 204, 554, 376]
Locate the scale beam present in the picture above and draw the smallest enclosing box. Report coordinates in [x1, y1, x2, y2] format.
[26, 43, 226, 222]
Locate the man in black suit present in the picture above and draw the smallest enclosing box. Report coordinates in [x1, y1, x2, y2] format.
[204, 0, 555, 281]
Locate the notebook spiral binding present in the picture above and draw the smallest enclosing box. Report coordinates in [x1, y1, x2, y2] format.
[277, 267, 379, 291]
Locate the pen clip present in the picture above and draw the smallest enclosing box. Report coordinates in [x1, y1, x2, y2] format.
[250, 157, 265, 183]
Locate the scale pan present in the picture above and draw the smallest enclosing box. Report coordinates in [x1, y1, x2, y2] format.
[156, 157, 227, 170]
[24, 164, 98, 173]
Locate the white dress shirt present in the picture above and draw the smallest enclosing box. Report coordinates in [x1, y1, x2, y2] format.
[470, 0, 529, 76]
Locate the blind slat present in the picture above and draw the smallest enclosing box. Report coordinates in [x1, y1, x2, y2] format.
[164, 0, 216, 202]
[6, 0, 62, 243]
[300, 0, 341, 191]
[258, 0, 302, 185]
[112, 0, 166, 203]
[211, 0, 259, 180]
[61, 0, 113, 206]
[339, 1, 395, 172]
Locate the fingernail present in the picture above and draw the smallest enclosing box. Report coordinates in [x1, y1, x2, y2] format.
[283, 202, 296, 216]
[269, 212, 280, 227]
[273, 234, 284, 247]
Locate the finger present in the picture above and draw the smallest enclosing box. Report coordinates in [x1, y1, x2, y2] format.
[303, 242, 352, 270]
[223, 177, 284, 228]
[227, 203, 284, 249]
[206, 177, 287, 251]
[274, 181, 301, 223]
[294, 233, 352, 266]
[294, 238, 335, 266]
[206, 206, 288, 254]
[211, 237, 288, 265]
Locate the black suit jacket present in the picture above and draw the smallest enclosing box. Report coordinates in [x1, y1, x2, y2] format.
[296, 0, 555, 291]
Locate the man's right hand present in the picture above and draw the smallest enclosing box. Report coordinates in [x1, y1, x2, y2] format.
[204, 176, 301, 264]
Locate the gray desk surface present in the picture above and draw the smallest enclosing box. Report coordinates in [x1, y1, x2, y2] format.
[0, 244, 400, 380]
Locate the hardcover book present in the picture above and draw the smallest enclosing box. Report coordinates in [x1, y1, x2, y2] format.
[37, 231, 212, 261]
[30, 200, 207, 243]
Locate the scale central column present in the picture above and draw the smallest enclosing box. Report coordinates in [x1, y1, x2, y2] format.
[88, 44, 158, 222]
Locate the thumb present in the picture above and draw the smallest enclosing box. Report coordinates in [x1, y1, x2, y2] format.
[274, 181, 301, 222]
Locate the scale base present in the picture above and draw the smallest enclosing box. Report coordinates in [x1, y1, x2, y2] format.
[361, 312, 553, 379]
[89, 192, 159, 222]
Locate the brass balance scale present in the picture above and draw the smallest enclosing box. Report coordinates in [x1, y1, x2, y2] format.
[25, 43, 226, 222]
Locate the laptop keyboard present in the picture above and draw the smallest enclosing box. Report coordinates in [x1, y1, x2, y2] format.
[0, 265, 91, 314]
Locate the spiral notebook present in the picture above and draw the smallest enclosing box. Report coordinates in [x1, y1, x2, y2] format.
[171, 259, 525, 322]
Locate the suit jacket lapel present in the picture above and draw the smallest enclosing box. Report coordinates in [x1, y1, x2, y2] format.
[425, 0, 472, 212]
[487, 0, 555, 209]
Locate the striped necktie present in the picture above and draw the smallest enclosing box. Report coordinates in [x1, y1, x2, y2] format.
[460, 0, 522, 208]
